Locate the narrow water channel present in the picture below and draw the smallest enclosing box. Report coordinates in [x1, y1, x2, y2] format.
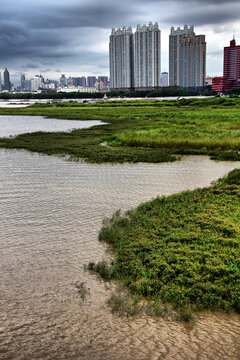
[0, 146, 240, 359]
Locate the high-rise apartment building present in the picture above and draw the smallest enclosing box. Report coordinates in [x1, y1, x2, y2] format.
[30, 75, 43, 92]
[98, 76, 108, 84]
[60, 74, 67, 87]
[212, 38, 240, 92]
[4, 68, 11, 91]
[179, 35, 206, 88]
[134, 22, 161, 89]
[80, 77, 86, 87]
[87, 76, 97, 87]
[161, 72, 168, 87]
[169, 25, 195, 86]
[97, 76, 109, 91]
[109, 26, 134, 90]
[67, 76, 74, 87]
[223, 38, 240, 91]
[21, 74, 26, 91]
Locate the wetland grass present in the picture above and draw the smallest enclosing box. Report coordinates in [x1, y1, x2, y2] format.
[0, 97, 240, 163]
[94, 169, 240, 316]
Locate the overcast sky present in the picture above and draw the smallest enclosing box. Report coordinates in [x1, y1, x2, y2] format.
[1, 0, 240, 84]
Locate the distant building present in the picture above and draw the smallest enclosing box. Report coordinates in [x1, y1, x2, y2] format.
[205, 77, 213, 86]
[80, 77, 86, 87]
[72, 77, 81, 87]
[67, 76, 74, 87]
[21, 74, 26, 91]
[4, 68, 11, 91]
[223, 38, 240, 91]
[24, 80, 31, 92]
[169, 25, 195, 87]
[212, 77, 224, 93]
[57, 86, 98, 93]
[110, 23, 161, 91]
[60, 74, 67, 87]
[97, 76, 109, 91]
[212, 38, 240, 93]
[134, 22, 161, 89]
[98, 76, 108, 84]
[179, 35, 206, 88]
[87, 76, 97, 87]
[109, 26, 134, 90]
[30, 75, 43, 92]
[161, 72, 168, 87]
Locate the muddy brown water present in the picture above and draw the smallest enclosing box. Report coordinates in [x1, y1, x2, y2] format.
[0, 117, 240, 359]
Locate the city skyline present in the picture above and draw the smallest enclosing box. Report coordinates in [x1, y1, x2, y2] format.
[0, 0, 240, 85]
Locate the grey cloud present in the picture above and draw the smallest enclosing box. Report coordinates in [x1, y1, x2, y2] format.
[163, 3, 240, 26]
[22, 64, 39, 69]
[1, 1, 140, 30]
[0, 0, 239, 81]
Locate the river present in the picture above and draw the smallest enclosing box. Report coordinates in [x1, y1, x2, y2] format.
[0, 117, 240, 359]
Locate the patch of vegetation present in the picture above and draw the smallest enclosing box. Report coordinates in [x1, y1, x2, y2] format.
[94, 169, 240, 315]
[75, 281, 90, 300]
[0, 97, 240, 163]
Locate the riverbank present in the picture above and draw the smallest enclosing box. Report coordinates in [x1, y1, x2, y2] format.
[0, 97, 240, 163]
[94, 169, 240, 317]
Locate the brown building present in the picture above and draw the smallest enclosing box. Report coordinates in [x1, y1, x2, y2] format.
[179, 35, 206, 88]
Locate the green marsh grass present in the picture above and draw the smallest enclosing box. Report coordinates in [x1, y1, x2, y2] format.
[96, 169, 240, 315]
[0, 97, 240, 162]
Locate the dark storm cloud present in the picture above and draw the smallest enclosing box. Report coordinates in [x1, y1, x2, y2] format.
[0, 0, 135, 72]
[0, 1, 139, 30]
[164, 4, 240, 26]
[27, 4, 136, 29]
[0, 0, 239, 80]
[0, 22, 70, 61]
[22, 64, 39, 69]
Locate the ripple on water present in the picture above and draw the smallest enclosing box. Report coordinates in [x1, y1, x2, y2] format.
[0, 149, 240, 359]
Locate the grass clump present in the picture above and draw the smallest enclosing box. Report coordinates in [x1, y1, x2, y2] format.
[95, 169, 240, 314]
[75, 281, 90, 300]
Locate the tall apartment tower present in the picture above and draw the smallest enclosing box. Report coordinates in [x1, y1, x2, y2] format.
[4, 68, 11, 91]
[134, 22, 161, 89]
[87, 76, 97, 87]
[109, 26, 134, 90]
[21, 74, 26, 91]
[223, 38, 240, 91]
[180, 35, 206, 88]
[161, 72, 168, 87]
[169, 25, 195, 86]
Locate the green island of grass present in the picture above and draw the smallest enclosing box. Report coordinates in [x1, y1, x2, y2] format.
[0, 96, 240, 163]
[94, 169, 240, 317]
